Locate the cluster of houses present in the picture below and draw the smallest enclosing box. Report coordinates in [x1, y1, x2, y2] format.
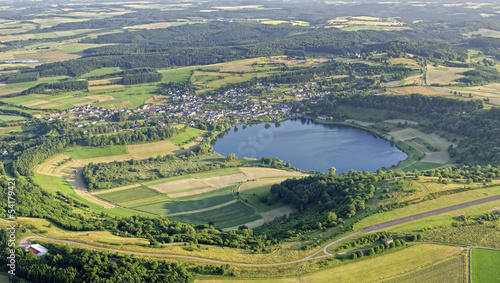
[40, 84, 330, 127]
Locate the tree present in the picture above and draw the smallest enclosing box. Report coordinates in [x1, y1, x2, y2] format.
[226, 153, 238, 161]
[329, 167, 336, 176]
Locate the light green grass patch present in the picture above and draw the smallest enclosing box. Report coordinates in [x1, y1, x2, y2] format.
[171, 201, 257, 227]
[32, 173, 154, 218]
[81, 67, 128, 78]
[0, 115, 26, 121]
[168, 126, 203, 145]
[132, 186, 235, 215]
[239, 184, 286, 213]
[64, 145, 128, 159]
[471, 248, 500, 283]
[98, 186, 161, 204]
[158, 67, 194, 83]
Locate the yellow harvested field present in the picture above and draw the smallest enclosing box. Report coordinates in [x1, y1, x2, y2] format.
[145, 95, 170, 104]
[426, 66, 467, 85]
[240, 177, 291, 191]
[92, 184, 141, 195]
[124, 22, 172, 30]
[34, 154, 114, 208]
[220, 63, 254, 72]
[402, 75, 421, 85]
[77, 154, 133, 164]
[389, 86, 444, 96]
[240, 167, 307, 179]
[151, 178, 213, 194]
[85, 95, 115, 102]
[152, 168, 305, 195]
[35, 154, 74, 177]
[0, 88, 24, 96]
[127, 140, 182, 159]
[20, 50, 80, 63]
[88, 78, 122, 86]
[388, 57, 419, 66]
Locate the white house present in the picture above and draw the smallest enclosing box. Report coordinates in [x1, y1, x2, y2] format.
[26, 244, 48, 257]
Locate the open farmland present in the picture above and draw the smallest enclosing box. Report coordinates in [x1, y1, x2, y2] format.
[471, 248, 500, 283]
[389, 86, 445, 96]
[94, 167, 305, 227]
[426, 65, 468, 85]
[198, 244, 464, 283]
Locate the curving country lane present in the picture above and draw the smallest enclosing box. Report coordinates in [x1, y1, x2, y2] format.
[18, 194, 500, 266]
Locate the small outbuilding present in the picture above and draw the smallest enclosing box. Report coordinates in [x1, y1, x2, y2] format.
[26, 244, 48, 257]
[381, 238, 394, 245]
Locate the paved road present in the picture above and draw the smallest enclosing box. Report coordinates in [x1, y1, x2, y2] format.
[362, 194, 500, 232]
[19, 194, 500, 266]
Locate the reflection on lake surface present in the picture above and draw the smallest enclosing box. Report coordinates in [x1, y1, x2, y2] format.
[212, 119, 407, 173]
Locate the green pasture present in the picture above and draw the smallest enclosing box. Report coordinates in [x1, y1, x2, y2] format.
[239, 184, 285, 213]
[168, 126, 203, 145]
[63, 145, 128, 159]
[98, 186, 162, 204]
[171, 201, 258, 227]
[158, 67, 194, 83]
[471, 248, 500, 283]
[81, 67, 128, 78]
[131, 186, 235, 215]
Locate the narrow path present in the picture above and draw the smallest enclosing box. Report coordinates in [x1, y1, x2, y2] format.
[233, 183, 259, 215]
[19, 194, 500, 266]
[468, 246, 472, 283]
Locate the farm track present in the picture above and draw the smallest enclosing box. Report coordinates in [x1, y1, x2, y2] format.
[19, 194, 500, 266]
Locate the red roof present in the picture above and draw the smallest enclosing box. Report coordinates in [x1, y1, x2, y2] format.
[27, 247, 40, 255]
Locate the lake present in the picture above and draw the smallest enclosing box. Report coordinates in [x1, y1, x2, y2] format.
[211, 119, 407, 173]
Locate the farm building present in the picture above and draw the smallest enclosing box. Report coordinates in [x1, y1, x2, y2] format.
[381, 238, 394, 245]
[26, 244, 48, 257]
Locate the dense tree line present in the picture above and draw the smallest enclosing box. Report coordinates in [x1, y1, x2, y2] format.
[0, 241, 193, 282]
[21, 80, 88, 96]
[122, 69, 163, 85]
[456, 65, 500, 86]
[2, 72, 39, 84]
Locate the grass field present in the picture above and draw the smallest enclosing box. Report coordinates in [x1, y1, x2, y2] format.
[64, 145, 128, 159]
[0, 115, 26, 121]
[127, 139, 183, 159]
[239, 178, 289, 212]
[97, 186, 162, 204]
[159, 67, 194, 83]
[354, 186, 500, 231]
[198, 244, 463, 283]
[168, 127, 204, 145]
[132, 186, 235, 215]
[382, 254, 466, 283]
[82, 67, 127, 78]
[171, 201, 258, 227]
[31, 173, 152, 217]
[471, 248, 500, 283]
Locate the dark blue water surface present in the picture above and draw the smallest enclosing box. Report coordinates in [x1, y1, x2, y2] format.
[211, 119, 407, 174]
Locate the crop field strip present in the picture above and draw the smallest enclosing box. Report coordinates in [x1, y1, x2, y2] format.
[471, 248, 500, 283]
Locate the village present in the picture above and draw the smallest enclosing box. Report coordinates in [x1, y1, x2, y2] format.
[41, 83, 331, 128]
